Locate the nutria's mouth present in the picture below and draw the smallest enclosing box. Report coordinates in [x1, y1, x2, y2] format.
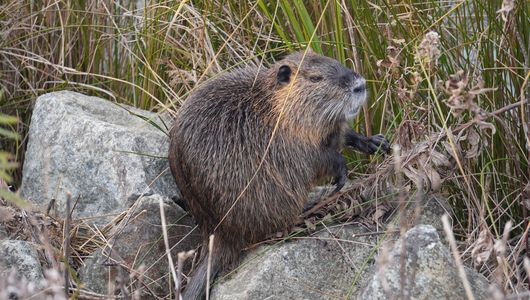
[345, 102, 363, 120]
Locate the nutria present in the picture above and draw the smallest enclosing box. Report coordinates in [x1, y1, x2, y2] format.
[168, 51, 389, 299]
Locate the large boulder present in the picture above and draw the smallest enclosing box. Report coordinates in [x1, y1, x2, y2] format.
[209, 195, 490, 300]
[211, 225, 378, 300]
[360, 225, 490, 300]
[0, 224, 7, 240]
[21, 91, 178, 223]
[79, 194, 201, 297]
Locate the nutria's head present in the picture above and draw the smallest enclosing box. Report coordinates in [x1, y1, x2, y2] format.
[268, 51, 367, 143]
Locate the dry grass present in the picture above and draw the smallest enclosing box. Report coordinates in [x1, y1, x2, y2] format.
[0, 0, 529, 298]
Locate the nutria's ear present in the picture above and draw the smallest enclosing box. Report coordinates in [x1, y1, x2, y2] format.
[277, 65, 291, 84]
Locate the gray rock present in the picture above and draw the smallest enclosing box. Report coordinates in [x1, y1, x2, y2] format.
[21, 91, 178, 223]
[211, 225, 379, 300]
[404, 194, 454, 233]
[360, 225, 490, 300]
[0, 224, 7, 240]
[209, 194, 464, 300]
[79, 194, 200, 297]
[0, 240, 45, 290]
[415, 194, 452, 232]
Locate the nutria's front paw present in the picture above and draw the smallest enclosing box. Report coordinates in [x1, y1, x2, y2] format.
[368, 134, 391, 154]
[331, 154, 347, 193]
[345, 129, 391, 155]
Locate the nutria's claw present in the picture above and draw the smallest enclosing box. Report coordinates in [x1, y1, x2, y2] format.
[368, 134, 391, 155]
[332, 175, 346, 194]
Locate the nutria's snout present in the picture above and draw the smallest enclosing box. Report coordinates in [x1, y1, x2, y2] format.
[344, 76, 367, 120]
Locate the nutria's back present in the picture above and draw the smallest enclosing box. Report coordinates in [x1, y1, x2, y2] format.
[168, 51, 368, 299]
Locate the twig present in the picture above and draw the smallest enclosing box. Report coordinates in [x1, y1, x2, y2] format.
[452, 99, 529, 134]
[116, 266, 131, 300]
[45, 198, 56, 216]
[158, 197, 179, 296]
[394, 144, 408, 300]
[177, 250, 195, 299]
[441, 214, 475, 300]
[520, 71, 530, 288]
[206, 235, 214, 300]
[63, 192, 72, 296]
[494, 221, 513, 295]
[70, 194, 81, 217]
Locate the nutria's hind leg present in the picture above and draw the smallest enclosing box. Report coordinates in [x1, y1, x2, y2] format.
[317, 149, 348, 194]
[330, 153, 347, 193]
[302, 149, 347, 215]
[345, 129, 390, 155]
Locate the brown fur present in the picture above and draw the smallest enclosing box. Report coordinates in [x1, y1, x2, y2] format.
[168, 51, 368, 299]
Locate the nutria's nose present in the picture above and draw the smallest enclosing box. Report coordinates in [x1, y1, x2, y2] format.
[352, 78, 366, 93]
[340, 70, 363, 89]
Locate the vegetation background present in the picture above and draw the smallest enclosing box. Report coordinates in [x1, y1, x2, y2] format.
[0, 0, 528, 296]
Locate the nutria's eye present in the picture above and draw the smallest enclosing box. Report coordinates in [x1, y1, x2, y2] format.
[309, 76, 323, 83]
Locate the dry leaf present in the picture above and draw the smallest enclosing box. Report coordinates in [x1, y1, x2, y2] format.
[430, 149, 453, 168]
[0, 206, 14, 223]
[471, 227, 494, 266]
[443, 140, 462, 162]
[304, 219, 317, 231]
[465, 128, 481, 159]
[424, 163, 442, 192]
[497, 0, 515, 21]
[372, 203, 393, 227]
[476, 120, 496, 135]
[524, 182, 530, 211]
[415, 31, 441, 70]
[403, 165, 425, 190]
